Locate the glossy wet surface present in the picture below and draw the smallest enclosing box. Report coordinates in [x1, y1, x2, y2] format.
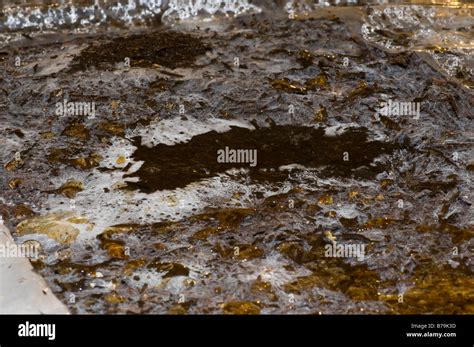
[0, 4, 473, 314]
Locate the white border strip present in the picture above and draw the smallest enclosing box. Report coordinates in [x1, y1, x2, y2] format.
[0, 224, 69, 314]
